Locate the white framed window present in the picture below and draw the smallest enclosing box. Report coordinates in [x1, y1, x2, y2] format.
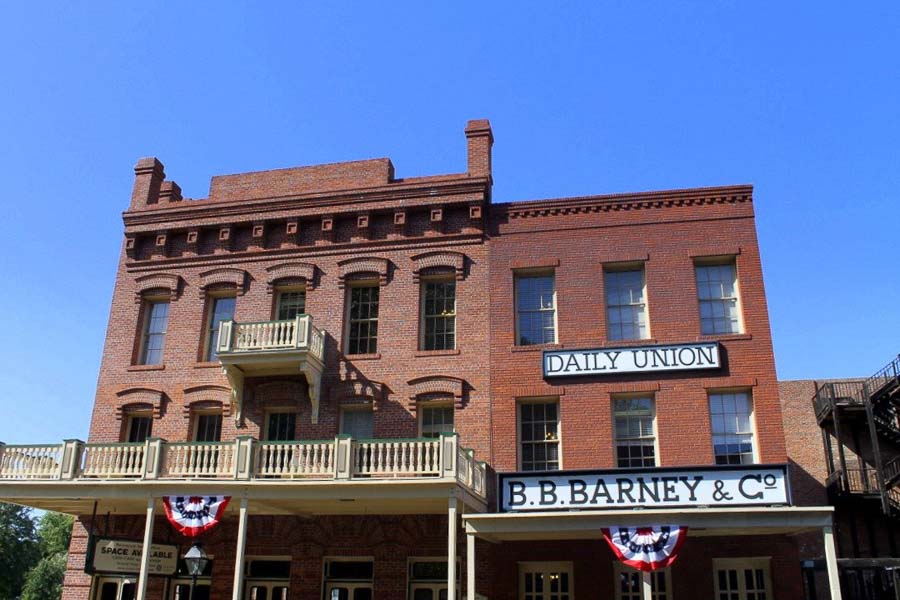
[346, 283, 379, 355]
[205, 295, 236, 361]
[407, 557, 460, 600]
[515, 272, 557, 346]
[340, 407, 374, 439]
[695, 260, 743, 335]
[421, 278, 457, 351]
[324, 557, 374, 600]
[419, 405, 454, 438]
[265, 411, 297, 442]
[125, 412, 153, 443]
[275, 287, 306, 321]
[709, 391, 755, 465]
[94, 576, 136, 600]
[518, 562, 573, 600]
[519, 400, 560, 471]
[604, 267, 649, 341]
[138, 299, 169, 365]
[712, 558, 772, 600]
[613, 562, 671, 600]
[243, 556, 291, 600]
[613, 397, 657, 468]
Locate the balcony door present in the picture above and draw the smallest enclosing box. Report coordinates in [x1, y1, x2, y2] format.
[341, 409, 373, 439]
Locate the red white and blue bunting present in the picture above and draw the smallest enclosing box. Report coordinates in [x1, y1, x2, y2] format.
[602, 525, 687, 572]
[162, 496, 231, 537]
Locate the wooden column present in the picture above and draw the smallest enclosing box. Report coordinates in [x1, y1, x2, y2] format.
[448, 497, 458, 600]
[641, 571, 652, 600]
[135, 497, 155, 600]
[231, 498, 249, 600]
[823, 525, 844, 600]
[467, 532, 475, 600]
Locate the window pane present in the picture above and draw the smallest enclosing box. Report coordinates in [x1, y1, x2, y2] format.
[348, 286, 379, 354]
[520, 402, 560, 471]
[421, 406, 454, 438]
[140, 301, 169, 365]
[516, 275, 556, 346]
[195, 414, 222, 442]
[267, 412, 296, 441]
[341, 410, 374, 439]
[605, 269, 648, 341]
[696, 262, 741, 334]
[277, 290, 306, 321]
[206, 296, 236, 361]
[710, 392, 754, 464]
[127, 416, 152, 443]
[422, 281, 456, 350]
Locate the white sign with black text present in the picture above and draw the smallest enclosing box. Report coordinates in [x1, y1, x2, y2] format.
[91, 538, 178, 575]
[543, 342, 721, 378]
[500, 465, 789, 512]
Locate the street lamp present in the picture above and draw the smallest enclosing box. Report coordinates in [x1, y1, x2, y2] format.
[183, 541, 209, 600]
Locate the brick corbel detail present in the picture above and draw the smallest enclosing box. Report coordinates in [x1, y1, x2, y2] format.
[265, 262, 317, 293]
[115, 388, 165, 419]
[411, 251, 466, 283]
[183, 385, 232, 417]
[134, 273, 182, 303]
[330, 379, 385, 409]
[337, 257, 389, 288]
[407, 376, 465, 409]
[198, 268, 248, 298]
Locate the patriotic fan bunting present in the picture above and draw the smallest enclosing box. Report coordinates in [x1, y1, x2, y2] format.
[602, 525, 687, 572]
[162, 496, 231, 537]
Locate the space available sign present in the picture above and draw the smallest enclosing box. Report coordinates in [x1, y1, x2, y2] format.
[90, 538, 178, 575]
[543, 342, 720, 378]
[500, 465, 789, 512]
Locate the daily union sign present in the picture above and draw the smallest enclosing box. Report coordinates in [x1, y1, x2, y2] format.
[543, 342, 721, 378]
[499, 465, 789, 512]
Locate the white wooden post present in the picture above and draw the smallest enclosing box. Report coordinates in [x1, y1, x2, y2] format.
[441, 432, 458, 479]
[641, 571, 652, 600]
[823, 525, 844, 600]
[60, 439, 85, 480]
[143, 438, 166, 479]
[231, 498, 249, 600]
[466, 532, 475, 600]
[448, 497, 458, 600]
[234, 436, 255, 479]
[335, 435, 353, 480]
[135, 497, 155, 600]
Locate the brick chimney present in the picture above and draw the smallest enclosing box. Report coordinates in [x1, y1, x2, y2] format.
[465, 119, 493, 178]
[130, 157, 166, 210]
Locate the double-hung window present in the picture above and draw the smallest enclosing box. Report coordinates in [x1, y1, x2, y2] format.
[126, 413, 153, 443]
[519, 400, 560, 471]
[605, 267, 648, 341]
[276, 288, 306, 321]
[420, 405, 454, 438]
[139, 300, 169, 365]
[515, 273, 556, 346]
[205, 296, 236, 361]
[421, 279, 456, 351]
[709, 391, 755, 465]
[695, 260, 742, 335]
[266, 412, 297, 442]
[613, 397, 656, 468]
[347, 284, 379, 355]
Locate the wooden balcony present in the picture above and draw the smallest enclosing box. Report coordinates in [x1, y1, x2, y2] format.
[0, 433, 487, 500]
[215, 315, 325, 424]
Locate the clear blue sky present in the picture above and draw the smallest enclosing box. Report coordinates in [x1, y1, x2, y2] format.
[0, 3, 897, 443]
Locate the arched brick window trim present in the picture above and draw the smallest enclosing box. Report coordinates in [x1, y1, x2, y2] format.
[115, 388, 165, 419]
[134, 273, 182, 303]
[183, 385, 232, 417]
[198, 268, 248, 298]
[410, 251, 466, 283]
[330, 379, 385, 409]
[337, 257, 389, 288]
[407, 376, 465, 409]
[265, 262, 317, 293]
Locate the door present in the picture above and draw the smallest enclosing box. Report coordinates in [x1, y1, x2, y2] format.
[518, 562, 573, 600]
[170, 579, 211, 600]
[713, 558, 772, 600]
[325, 582, 373, 600]
[95, 577, 136, 600]
[244, 581, 290, 600]
[410, 583, 448, 600]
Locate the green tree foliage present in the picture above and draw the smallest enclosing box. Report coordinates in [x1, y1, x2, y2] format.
[0, 502, 41, 599]
[21, 511, 74, 600]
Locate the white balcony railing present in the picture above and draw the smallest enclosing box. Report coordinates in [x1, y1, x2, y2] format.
[217, 315, 324, 361]
[0, 434, 488, 500]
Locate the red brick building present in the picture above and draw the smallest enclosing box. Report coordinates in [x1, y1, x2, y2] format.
[0, 119, 840, 600]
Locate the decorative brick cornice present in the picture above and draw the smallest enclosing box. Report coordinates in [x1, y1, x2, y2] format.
[499, 186, 753, 219]
[134, 273, 182, 303]
[183, 385, 232, 417]
[410, 251, 466, 282]
[337, 257, 390, 288]
[198, 267, 248, 297]
[115, 387, 166, 419]
[407, 376, 466, 409]
[265, 261, 317, 293]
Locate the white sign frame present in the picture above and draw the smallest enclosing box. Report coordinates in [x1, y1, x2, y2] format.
[90, 538, 178, 575]
[542, 342, 721, 378]
[499, 465, 790, 512]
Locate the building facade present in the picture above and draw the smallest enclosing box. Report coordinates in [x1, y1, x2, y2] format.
[0, 120, 840, 600]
